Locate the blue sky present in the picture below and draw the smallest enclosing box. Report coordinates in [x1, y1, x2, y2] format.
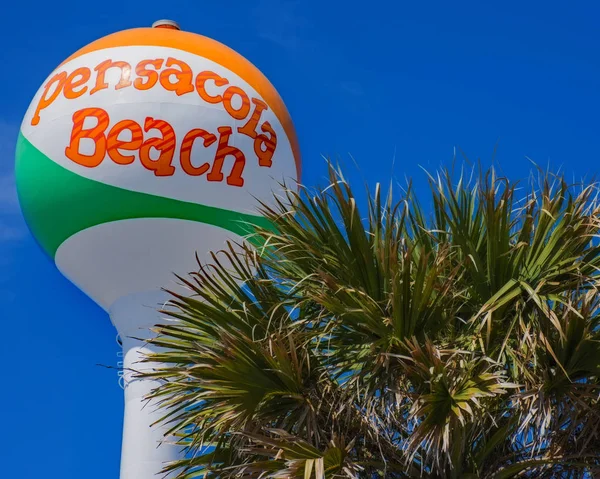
[1, 1, 599, 477]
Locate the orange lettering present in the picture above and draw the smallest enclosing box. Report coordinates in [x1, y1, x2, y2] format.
[139, 117, 176, 176]
[237, 98, 276, 167]
[180, 129, 217, 176]
[207, 126, 245, 187]
[159, 57, 194, 96]
[134, 59, 164, 90]
[90, 60, 132, 94]
[107, 119, 144, 165]
[195, 71, 228, 104]
[253, 121, 277, 167]
[223, 86, 251, 120]
[64, 67, 91, 99]
[238, 98, 268, 138]
[31, 71, 67, 126]
[65, 107, 109, 168]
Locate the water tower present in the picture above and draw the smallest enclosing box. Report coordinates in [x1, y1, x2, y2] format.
[15, 19, 300, 478]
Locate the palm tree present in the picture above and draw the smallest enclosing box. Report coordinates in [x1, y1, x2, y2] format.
[140, 164, 600, 478]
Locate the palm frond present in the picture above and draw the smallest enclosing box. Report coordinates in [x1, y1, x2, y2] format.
[138, 163, 600, 478]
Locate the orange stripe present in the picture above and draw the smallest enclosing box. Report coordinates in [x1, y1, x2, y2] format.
[107, 120, 139, 141]
[60, 28, 301, 182]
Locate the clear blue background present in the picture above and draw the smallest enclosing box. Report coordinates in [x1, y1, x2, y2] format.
[1, 1, 599, 477]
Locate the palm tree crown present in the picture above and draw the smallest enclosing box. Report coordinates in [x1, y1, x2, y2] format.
[140, 165, 600, 478]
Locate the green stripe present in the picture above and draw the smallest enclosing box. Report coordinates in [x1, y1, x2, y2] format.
[15, 132, 272, 259]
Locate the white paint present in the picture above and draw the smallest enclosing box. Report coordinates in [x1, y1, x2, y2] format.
[110, 290, 183, 479]
[152, 19, 180, 30]
[55, 218, 243, 311]
[20, 45, 297, 216]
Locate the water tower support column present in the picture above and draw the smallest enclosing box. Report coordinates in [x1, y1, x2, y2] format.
[109, 291, 183, 479]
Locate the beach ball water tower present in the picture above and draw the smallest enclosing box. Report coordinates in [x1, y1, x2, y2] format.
[16, 19, 300, 478]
